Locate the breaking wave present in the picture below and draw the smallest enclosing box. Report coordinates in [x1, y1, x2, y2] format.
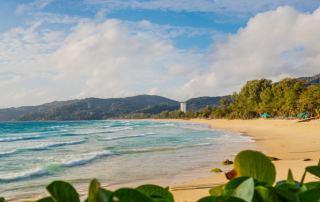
[0, 135, 42, 142]
[61, 151, 115, 167]
[0, 168, 48, 181]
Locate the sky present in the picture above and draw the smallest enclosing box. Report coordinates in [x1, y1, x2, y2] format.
[1, 0, 320, 108]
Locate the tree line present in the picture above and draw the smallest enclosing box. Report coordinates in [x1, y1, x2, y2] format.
[155, 77, 320, 119]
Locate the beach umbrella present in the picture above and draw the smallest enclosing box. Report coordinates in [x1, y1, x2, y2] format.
[261, 113, 271, 118]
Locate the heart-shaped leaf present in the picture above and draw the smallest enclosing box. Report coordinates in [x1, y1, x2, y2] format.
[254, 186, 281, 202]
[268, 187, 298, 202]
[88, 179, 100, 202]
[298, 188, 320, 202]
[197, 196, 246, 202]
[109, 188, 154, 202]
[304, 182, 320, 190]
[229, 150, 276, 185]
[224, 177, 250, 196]
[209, 185, 224, 196]
[46, 181, 80, 202]
[232, 178, 254, 202]
[306, 166, 320, 178]
[136, 184, 174, 202]
[36, 197, 55, 202]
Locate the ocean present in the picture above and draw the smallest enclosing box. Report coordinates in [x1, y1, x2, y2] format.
[0, 120, 257, 199]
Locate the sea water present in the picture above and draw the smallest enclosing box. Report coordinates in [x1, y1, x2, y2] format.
[0, 120, 257, 199]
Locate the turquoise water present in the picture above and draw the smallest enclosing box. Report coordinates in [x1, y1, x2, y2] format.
[0, 120, 256, 199]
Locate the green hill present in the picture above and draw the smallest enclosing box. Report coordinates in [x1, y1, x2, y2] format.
[186, 96, 232, 111]
[128, 96, 230, 115]
[12, 95, 179, 121]
[131, 104, 180, 115]
[0, 100, 77, 121]
[11, 95, 230, 121]
[298, 73, 320, 84]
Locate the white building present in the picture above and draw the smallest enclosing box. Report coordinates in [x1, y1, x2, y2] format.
[180, 102, 187, 113]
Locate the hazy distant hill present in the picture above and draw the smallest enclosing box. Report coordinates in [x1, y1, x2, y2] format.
[298, 73, 320, 84]
[0, 100, 77, 121]
[131, 103, 180, 114]
[11, 95, 230, 121]
[186, 96, 232, 111]
[13, 95, 179, 121]
[129, 96, 230, 115]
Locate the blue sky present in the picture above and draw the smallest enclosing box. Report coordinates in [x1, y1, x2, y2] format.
[1, 0, 320, 108]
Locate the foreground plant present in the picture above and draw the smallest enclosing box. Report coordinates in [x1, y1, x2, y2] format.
[1, 150, 320, 202]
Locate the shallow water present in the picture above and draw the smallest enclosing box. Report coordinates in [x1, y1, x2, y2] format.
[0, 120, 257, 199]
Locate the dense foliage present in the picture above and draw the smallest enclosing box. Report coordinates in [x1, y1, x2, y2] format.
[158, 77, 320, 119]
[2, 150, 320, 201]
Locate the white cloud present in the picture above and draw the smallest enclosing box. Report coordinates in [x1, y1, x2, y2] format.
[2, 6, 320, 108]
[33, 12, 84, 24]
[166, 6, 320, 100]
[16, 0, 54, 14]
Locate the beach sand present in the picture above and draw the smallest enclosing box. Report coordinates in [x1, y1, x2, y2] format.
[163, 119, 320, 202]
[10, 119, 320, 201]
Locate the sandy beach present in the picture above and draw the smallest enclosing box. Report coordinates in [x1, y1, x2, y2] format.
[163, 118, 320, 202]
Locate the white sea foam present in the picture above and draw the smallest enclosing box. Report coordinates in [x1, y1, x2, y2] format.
[0, 150, 17, 156]
[0, 135, 42, 142]
[103, 137, 118, 141]
[196, 143, 212, 146]
[24, 140, 84, 150]
[61, 151, 114, 167]
[102, 133, 154, 141]
[103, 127, 133, 133]
[0, 168, 48, 181]
[50, 125, 68, 129]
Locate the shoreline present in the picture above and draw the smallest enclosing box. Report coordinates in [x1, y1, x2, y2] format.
[8, 119, 320, 202]
[158, 118, 320, 202]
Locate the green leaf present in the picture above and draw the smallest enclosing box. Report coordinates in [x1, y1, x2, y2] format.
[109, 188, 154, 202]
[254, 186, 281, 202]
[46, 181, 80, 202]
[136, 184, 174, 202]
[286, 169, 295, 185]
[268, 187, 298, 202]
[100, 188, 112, 201]
[197, 196, 218, 202]
[304, 182, 320, 190]
[36, 197, 55, 202]
[288, 185, 307, 194]
[0, 198, 4, 202]
[232, 178, 254, 202]
[275, 182, 296, 190]
[306, 166, 320, 178]
[224, 177, 250, 196]
[197, 196, 246, 202]
[209, 185, 224, 196]
[300, 171, 307, 187]
[298, 188, 320, 202]
[232, 150, 276, 185]
[88, 179, 100, 202]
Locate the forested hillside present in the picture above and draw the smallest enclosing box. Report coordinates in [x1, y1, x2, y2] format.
[0, 100, 77, 121]
[13, 95, 178, 121]
[298, 73, 320, 84]
[186, 96, 231, 111]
